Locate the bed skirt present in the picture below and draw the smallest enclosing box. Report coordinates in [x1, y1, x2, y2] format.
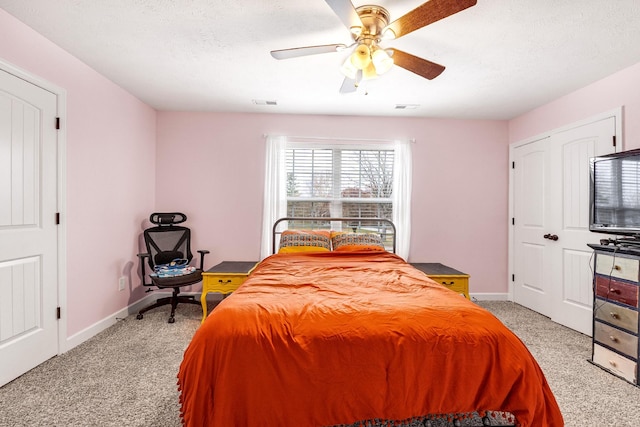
[327, 411, 516, 426]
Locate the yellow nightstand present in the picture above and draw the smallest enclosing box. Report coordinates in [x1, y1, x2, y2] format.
[410, 263, 470, 300]
[201, 261, 258, 323]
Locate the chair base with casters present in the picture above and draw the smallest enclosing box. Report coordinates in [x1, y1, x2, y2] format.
[135, 270, 205, 323]
[136, 289, 202, 324]
[137, 212, 209, 323]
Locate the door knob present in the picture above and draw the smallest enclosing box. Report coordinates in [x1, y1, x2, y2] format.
[543, 234, 559, 241]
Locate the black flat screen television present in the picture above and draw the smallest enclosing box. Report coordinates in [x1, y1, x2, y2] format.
[590, 148, 640, 236]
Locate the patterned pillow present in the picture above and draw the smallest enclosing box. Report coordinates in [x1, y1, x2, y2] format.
[331, 232, 386, 252]
[278, 230, 331, 253]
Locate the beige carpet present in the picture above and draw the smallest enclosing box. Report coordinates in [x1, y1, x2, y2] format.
[1, 301, 639, 426]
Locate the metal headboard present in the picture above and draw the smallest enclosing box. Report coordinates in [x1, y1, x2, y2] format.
[272, 217, 396, 254]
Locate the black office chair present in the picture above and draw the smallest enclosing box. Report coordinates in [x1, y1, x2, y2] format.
[137, 212, 209, 323]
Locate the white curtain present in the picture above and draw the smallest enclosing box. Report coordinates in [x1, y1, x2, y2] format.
[261, 136, 412, 260]
[260, 135, 288, 259]
[392, 139, 412, 260]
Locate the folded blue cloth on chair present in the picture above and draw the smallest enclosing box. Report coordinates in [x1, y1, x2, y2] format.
[151, 258, 196, 278]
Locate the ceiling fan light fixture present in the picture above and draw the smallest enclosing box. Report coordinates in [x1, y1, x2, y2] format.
[350, 44, 371, 69]
[371, 48, 394, 75]
[362, 62, 378, 81]
[340, 57, 359, 79]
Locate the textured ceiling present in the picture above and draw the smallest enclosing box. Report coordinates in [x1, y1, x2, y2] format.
[2, 0, 640, 119]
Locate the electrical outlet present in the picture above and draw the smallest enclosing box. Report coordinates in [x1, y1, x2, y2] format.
[118, 276, 126, 291]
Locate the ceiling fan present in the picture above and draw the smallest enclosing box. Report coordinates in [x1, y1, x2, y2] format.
[270, 0, 478, 93]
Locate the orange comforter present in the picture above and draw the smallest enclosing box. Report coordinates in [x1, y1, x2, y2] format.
[178, 252, 563, 426]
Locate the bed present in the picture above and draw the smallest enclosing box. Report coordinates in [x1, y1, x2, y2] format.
[178, 218, 563, 426]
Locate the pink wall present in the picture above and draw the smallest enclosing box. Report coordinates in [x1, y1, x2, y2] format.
[156, 112, 510, 294]
[0, 9, 157, 338]
[20, 0, 637, 339]
[0, 6, 512, 344]
[166, 59, 640, 300]
[509, 61, 640, 148]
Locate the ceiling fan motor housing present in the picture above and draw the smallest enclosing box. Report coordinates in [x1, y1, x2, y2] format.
[353, 5, 390, 45]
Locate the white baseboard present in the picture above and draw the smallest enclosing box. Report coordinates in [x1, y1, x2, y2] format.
[64, 293, 161, 352]
[63, 291, 223, 353]
[470, 293, 510, 301]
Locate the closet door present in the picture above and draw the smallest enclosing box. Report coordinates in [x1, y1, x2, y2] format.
[511, 115, 617, 335]
[547, 118, 616, 335]
[512, 137, 552, 317]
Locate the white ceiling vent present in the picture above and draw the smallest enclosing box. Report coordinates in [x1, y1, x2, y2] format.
[252, 99, 278, 106]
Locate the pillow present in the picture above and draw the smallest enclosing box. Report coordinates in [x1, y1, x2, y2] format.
[331, 232, 386, 252]
[278, 230, 331, 253]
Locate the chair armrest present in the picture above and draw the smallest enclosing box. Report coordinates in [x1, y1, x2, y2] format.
[197, 250, 209, 270]
[138, 253, 151, 287]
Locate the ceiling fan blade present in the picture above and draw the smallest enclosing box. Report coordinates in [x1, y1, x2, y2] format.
[270, 44, 348, 60]
[339, 78, 358, 94]
[339, 70, 362, 94]
[391, 49, 446, 80]
[325, 0, 363, 32]
[384, 0, 477, 39]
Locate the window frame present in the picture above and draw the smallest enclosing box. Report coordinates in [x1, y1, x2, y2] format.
[285, 142, 395, 224]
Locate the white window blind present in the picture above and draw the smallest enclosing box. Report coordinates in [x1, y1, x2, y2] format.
[286, 147, 394, 229]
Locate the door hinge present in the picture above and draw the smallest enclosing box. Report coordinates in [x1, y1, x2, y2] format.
[512, 217, 515, 225]
[55, 117, 60, 130]
[512, 161, 515, 169]
[56, 307, 61, 319]
[512, 274, 515, 282]
[613, 135, 616, 147]
[55, 212, 60, 225]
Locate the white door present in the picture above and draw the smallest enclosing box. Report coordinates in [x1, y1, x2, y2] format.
[512, 116, 617, 335]
[547, 118, 616, 335]
[512, 137, 552, 316]
[0, 68, 59, 386]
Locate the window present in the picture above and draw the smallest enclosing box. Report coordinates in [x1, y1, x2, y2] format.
[286, 147, 394, 229]
[261, 136, 412, 259]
